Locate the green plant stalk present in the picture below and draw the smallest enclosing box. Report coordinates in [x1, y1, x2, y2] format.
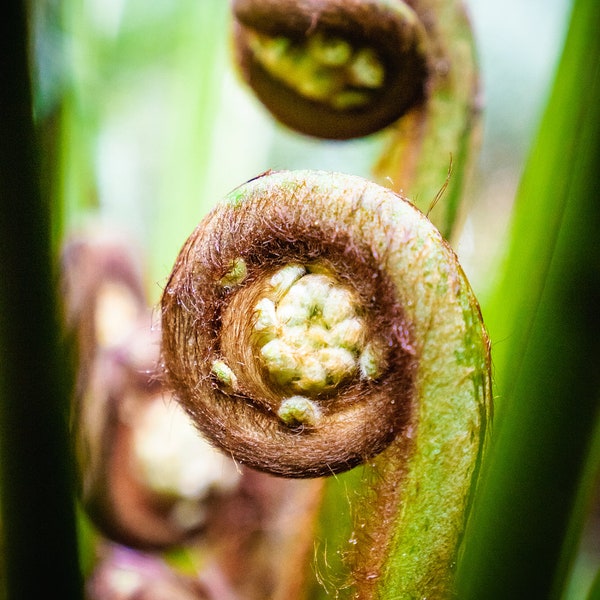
[456, 0, 600, 595]
[311, 207, 491, 598]
[0, 2, 83, 598]
[373, 0, 480, 241]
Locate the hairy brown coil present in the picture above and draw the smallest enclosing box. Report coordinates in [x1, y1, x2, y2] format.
[160, 171, 426, 477]
[232, 0, 429, 139]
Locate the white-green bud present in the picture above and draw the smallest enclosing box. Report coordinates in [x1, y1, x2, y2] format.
[278, 396, 322, 428]
[211, 360, 238, 390]
[219, 257, 247, 288]
[359, 342, 385, 381]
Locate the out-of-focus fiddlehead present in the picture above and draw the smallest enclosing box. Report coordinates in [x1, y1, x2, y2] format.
[231, 0, 480, 239]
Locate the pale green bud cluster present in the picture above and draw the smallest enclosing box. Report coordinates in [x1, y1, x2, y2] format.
[247, 30, 385, 110]
[251, 264, 384, 429]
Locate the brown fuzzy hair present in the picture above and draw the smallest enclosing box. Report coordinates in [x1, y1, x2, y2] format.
[161, 171, 417, 478]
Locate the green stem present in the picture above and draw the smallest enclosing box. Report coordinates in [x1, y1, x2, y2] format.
[373, 0, 480, 241]
[456, 0, 600, 595]
[0, 2, 83, 597]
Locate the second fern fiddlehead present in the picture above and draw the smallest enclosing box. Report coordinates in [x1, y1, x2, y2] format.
[231, 0, 480, 240]
[161, 170, 491, 596]
[232, 0, 429, 140]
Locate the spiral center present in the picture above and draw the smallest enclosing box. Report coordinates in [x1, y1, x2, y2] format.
[251, 264, 382, 402]
[246, 30, 385, 110]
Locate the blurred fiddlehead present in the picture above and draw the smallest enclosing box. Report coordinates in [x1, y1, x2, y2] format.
[231, 0, 480, 240]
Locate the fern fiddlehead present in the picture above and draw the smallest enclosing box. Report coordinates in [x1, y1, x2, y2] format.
[161, 170, 491, 597]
